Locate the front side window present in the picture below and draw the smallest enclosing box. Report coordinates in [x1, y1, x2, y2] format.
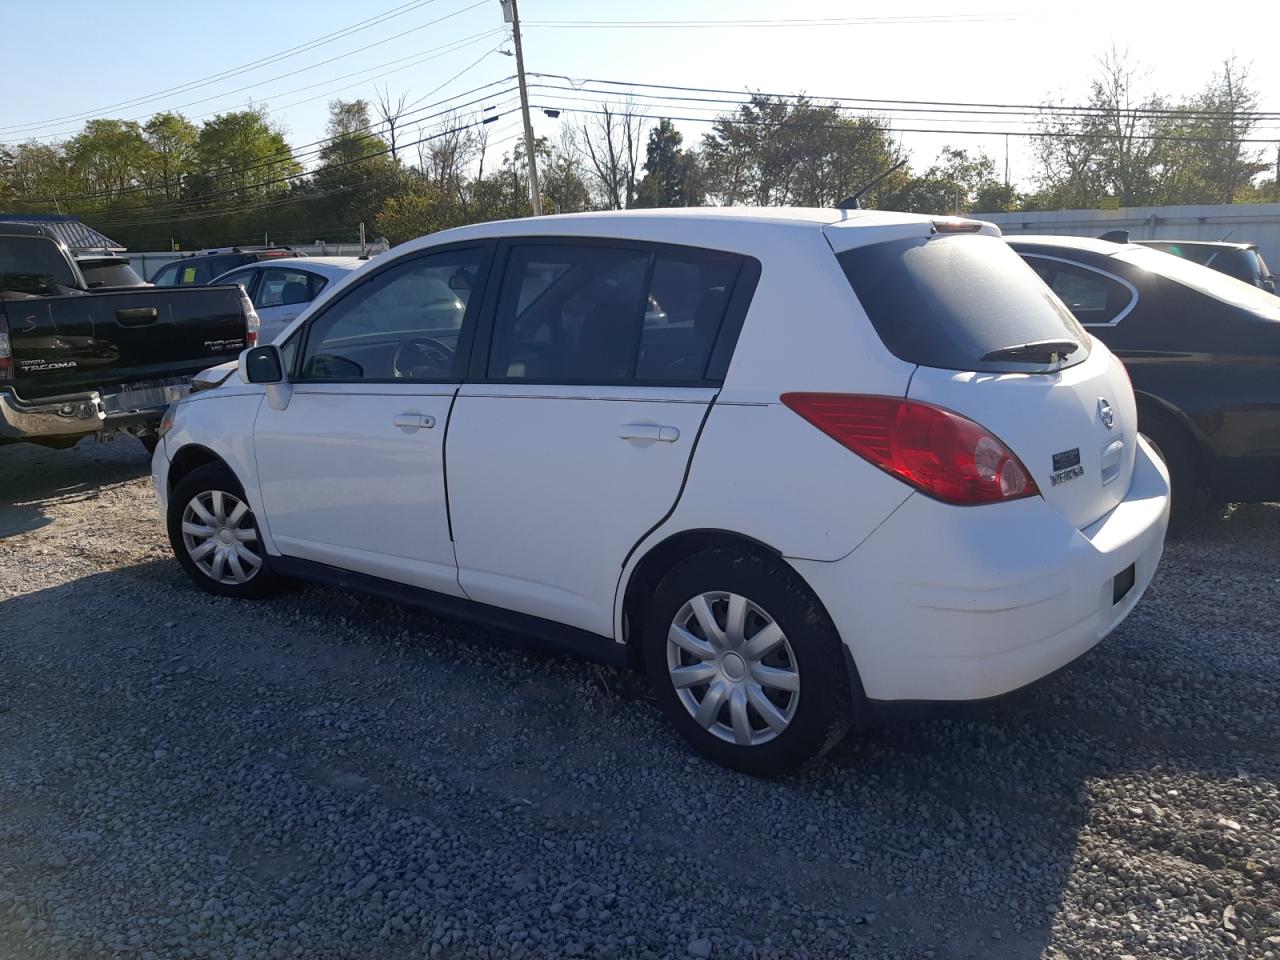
[1027, 257, 1135, 326]
[297, 248, 482, 382]
[488, 242, 742, 383]
[256, 268, 320, 309]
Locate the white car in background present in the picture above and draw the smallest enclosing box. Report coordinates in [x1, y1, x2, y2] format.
[211, 257, 367, 343]
[153, 208, 1170, 775]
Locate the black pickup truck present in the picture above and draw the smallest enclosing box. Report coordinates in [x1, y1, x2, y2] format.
[1, 222, 257, 451]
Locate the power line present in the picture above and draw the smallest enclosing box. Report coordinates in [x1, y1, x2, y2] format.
[527, 82, 1280, 128]
[530, 103, 1280, 145]
[530, 84, 1280, 138]
[529, 73, 1280, 122]
[522, 13, 1036, 29]
[0, 0, 445, 136]
[11, 0, 492, 141]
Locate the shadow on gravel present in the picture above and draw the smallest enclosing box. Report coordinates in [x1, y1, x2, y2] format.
[0, 438, 151, 540]
[2, 503, 1276, 959]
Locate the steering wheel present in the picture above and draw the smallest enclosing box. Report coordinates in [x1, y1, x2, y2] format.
[392, 336, 454, 379]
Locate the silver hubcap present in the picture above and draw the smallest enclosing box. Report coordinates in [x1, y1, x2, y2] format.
[181, 490, 262, 585]
[666, 591, 800, 746]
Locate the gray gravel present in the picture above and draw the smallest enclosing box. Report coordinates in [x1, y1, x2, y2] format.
[1, 438, 1278, 960]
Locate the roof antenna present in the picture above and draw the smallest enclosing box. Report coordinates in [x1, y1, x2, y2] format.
[837, 158, 909, 210]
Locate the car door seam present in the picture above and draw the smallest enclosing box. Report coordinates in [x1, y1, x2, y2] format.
[442, 386, 460, 544]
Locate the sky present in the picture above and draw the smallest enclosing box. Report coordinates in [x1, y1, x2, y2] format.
[5, 0, 1280, 190]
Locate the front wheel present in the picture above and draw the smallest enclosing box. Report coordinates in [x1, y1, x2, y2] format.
[167, 463, 283, 598]
[642, 548, 854, 776]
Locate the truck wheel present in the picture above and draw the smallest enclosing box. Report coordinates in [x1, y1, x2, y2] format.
[140, 436, 159, 455]
[642, 547, 854, 776]
[167, 463, 283, 598]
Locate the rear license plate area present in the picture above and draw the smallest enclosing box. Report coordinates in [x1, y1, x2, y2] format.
[1112, 563, 1136, 605]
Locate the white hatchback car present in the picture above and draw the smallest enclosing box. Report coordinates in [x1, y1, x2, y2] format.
[153, 208, 1170, 775]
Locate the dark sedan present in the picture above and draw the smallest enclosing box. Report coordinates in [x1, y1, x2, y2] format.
[1008, 235, 1280, 514]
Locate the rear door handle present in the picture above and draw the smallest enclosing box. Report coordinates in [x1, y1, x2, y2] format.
[392, 413, 436, 430]
[618, 423, 679, 443]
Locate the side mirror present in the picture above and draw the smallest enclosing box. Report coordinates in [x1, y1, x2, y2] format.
[239, 344, 285, 384]
[448, 271, 472, 291]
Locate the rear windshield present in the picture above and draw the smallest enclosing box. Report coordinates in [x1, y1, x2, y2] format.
[79, 260, 145, 287]
[837, 233, 1089, 372]
[0, 236, 80, 294]
[1115, 246, 1280, 319]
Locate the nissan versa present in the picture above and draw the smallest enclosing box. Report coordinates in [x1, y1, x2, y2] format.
[151, 208, 1171, 775]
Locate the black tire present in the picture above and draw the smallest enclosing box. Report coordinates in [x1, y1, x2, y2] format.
[167, 463, 283, 599]
[139, 435, 159, 455]
[1140, 417, 1198, 523]
[642, 547, 854, 776]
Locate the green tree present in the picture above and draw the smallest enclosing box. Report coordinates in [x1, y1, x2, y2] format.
[187, 108, 299, 203]
[700, 94, 906, 207]
[309, 99, 403, 231]
[894, 147, 1008, 214]
[633, 119, 704, 208]
[65, 119, 151, 202]
[144, 112, 199, 200]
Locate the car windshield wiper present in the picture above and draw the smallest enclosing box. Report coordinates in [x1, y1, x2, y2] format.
[981, 338, 1081, 363]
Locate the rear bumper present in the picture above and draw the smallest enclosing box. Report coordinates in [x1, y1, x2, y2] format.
[0, 387, 105, 440]
[0, 379, 190, 442]
[789, 436, 1171, 703]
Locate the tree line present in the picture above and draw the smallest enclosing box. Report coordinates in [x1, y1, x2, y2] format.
[1, 53, 1275, 251]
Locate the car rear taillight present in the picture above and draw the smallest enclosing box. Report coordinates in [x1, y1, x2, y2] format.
[781, 393, 1039, 505]
[238, 287, 260, 347]
[0, 313, 12, 383]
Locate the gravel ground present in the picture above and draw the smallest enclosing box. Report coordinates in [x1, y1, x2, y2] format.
[1, 438, 1277, 960]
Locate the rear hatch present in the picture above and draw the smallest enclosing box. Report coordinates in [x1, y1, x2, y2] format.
[3, 285, 248, 399]
[833, 226, 1135, 529]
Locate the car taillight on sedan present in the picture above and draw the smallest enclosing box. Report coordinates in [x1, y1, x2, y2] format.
[0, 313, 12, 382]
[781, 393, 1038, 505]
[238, 287, 261, 348]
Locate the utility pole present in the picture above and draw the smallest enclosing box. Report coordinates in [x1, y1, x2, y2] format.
[500, 0, 541, 216]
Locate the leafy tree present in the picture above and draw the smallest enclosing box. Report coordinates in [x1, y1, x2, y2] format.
[144, 112, 198, 200]
[633, 119, 704, 208]
[309, 99, 402, 230]
[65, 119, 151, 202]
[187, 109, 299, 202]
[893, 146, 1007, 214]
[700, 94, 906, 207]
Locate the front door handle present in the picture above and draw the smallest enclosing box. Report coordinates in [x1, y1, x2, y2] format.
[392, 412, 436, 431]
[618, 423, 679, 443]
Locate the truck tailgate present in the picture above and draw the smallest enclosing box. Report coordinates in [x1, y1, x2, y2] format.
[3, 285, 247, 399]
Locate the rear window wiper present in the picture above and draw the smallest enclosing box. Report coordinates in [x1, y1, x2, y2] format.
[981, 338, 1081, 363]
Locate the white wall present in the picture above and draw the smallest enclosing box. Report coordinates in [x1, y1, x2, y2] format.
[974, 203, 1280, 273]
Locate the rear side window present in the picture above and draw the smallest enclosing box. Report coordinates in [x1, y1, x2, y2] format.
[487, 242, 743, 384]
[837, 234, 1089, 372]
[1026, 257, 1135, 325]
[0, 237, 79, 293]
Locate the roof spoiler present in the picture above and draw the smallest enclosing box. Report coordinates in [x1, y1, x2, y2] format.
[1098, 230, 1130, 244]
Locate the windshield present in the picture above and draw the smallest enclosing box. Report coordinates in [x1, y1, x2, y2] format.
[1116, 245, 1280, 318]
[0, 236, 80, 295]
[838, 233, 1089, 372]
[79, 260, 145, 287]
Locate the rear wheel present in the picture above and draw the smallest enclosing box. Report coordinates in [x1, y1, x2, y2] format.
[1140, 417, 1198, 523]
[167, 463, 283, 598]
[643, 547, 853, 776]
